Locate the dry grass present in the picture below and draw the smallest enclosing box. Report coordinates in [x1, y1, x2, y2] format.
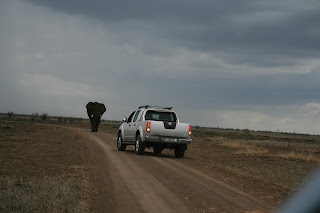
[2, 118, 320, 210]
[218, 141, 269, 156]
[0, 122, 89, 213]
[234, 147, 270, 156]
[218, 141, 320, 162]
[188, 132, 320, 194]
[0, 177, 88, 213]
[219, 141, 252, 149]
[277, 151, 320, 163]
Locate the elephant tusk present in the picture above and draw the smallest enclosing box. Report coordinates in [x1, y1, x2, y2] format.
[91, 114, 93, 118]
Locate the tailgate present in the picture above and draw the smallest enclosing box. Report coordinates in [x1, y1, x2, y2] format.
[149, 121, 190, 138]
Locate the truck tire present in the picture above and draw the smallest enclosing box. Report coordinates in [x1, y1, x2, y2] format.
[174, 144, 186, 158]
[153, 146, 163, 154]
[135, 134, 145, 155]
[117, 132, 126, 151]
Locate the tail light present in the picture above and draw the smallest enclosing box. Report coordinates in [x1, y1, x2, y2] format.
[189, 125, 192, 136]
[146, 122, 151, 132]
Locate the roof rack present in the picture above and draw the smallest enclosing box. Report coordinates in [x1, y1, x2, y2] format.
[138, 105, 173, 110]
[138, 105, 149, 109]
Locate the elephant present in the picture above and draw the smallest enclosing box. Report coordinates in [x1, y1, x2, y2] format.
[86, 102, 106, 132]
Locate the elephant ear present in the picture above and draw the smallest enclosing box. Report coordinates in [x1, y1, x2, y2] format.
[86, 102, 94, 117]
[100, 103, 106, 115]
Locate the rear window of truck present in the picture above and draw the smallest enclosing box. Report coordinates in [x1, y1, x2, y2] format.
[145, 110, 177, 122]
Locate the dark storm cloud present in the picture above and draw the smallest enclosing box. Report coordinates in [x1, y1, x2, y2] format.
[3, 0, 320, 133]
[23, 0, 247, 22]
[104, 66, 320, 112]
[24, 0, 320, 68]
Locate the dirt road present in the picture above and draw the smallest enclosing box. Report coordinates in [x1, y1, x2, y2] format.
[76, 128, 273, 213]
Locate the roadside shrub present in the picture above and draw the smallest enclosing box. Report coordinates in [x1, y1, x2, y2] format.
[41, 113, 48, 121]
[7, 112, 14, 118]
[243, 128, 250, 133]
[31, 113, 36, 122]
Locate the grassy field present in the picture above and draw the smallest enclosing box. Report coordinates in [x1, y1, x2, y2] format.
[1, 113, 320, 210]
[188, 128, 320, 192]
[0, 118, 89, 213]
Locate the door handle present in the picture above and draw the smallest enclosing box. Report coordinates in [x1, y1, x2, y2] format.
[129, 125, 131, 126]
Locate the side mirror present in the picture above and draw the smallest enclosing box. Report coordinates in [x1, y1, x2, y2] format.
[122, 118, 127, 122]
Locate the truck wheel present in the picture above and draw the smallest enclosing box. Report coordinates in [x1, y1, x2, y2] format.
[174, 144, 186, 158]
[153, 146, 163, 154]
[135, 134, 145, 155]
[117, 132, 126, 151]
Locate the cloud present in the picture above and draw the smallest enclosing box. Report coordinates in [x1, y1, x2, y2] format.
[17, 73, 104, 98]
[188, 103, 320, 135]
[1, 0, 320, 134]
[302, 103, 320, 118]
[22, 0, 320, 70]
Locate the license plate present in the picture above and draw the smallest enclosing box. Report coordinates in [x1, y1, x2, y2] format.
[162, 138, 177, 142]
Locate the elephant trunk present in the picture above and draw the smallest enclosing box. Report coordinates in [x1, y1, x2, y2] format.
[90, 117, 100, 132]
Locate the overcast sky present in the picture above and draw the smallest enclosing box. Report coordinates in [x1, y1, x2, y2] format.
[1, 0, 320, 134]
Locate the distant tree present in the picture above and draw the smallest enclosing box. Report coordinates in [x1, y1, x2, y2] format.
[31, 113, 36, 122]
[7, 111, 14, 118]
[243, 128, 250, 133]
[41, 113, 48, 121]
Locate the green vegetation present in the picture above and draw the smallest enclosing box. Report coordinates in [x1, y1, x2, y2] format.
[41, 113, 48, 121]
[0, 113, 89, 125]
[7, 112, 14, 118]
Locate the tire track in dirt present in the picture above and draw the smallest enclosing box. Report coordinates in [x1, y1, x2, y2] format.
[76, 127, 273, 212]
[150, 157, 272, 212]
[79, 129, 190, 213]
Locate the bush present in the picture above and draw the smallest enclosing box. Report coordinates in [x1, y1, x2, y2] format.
[7, 112, 14, 118]
[41, 113, 48, 121]
[31, 113, 37, 122]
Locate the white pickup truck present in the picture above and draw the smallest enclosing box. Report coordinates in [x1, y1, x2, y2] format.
[117, 105, 192, 158]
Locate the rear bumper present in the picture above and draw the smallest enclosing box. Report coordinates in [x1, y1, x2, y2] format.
[145, 136, 192, 144]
